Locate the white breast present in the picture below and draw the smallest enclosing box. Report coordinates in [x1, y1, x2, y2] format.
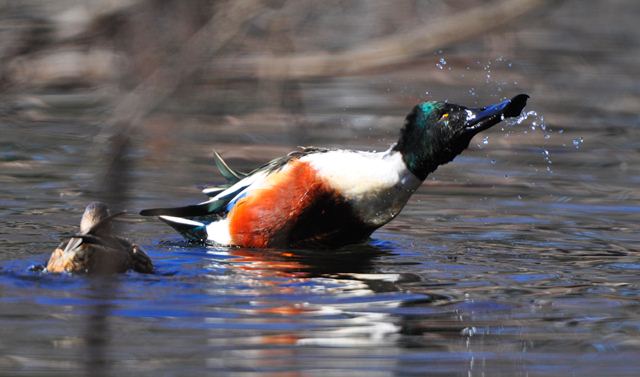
[301, 150, 422, 227]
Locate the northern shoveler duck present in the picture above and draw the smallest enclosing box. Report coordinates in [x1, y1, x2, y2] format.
[141, 94, 529, 249]
[47, 202, 153, 274]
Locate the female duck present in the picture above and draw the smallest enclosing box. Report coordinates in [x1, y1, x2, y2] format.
[47, 202, 153, 274]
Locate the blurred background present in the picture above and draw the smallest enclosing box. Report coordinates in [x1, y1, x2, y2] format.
[1, 0, 639, 376]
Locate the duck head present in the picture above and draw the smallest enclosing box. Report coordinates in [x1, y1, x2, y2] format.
[79, 201, 113, 236]
[393, 94, 528, 180]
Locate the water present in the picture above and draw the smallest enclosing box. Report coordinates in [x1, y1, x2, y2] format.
[1, 1, 640, 376]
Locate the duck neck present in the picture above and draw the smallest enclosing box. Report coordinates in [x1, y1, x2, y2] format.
[392, 135, 441, 181]
[392, 119, 471, 180]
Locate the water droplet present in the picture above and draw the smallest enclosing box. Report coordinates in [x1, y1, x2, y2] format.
[572, 137, 584, 149]
[461, 327, 477, 336]
[490, 159, 496, 165]
[482, 136, 489, 145]
[542, 149, 553, 173]
[508, 110, 538, 126]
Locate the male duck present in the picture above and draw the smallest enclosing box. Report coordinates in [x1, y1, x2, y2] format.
[47, 202, 153, 274]
[141, 94, 529, 249]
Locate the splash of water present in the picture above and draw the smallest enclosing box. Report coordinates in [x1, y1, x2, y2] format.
[505, 110, 555, 174]
[572, 137, 584, 149]
[430, 55, 569, 176]
[476, 135, 490, 149]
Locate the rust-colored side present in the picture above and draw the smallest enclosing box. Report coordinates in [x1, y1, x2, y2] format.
[227, 160, 330, 248]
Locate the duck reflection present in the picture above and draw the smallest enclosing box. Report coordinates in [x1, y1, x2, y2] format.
[226, 243, 385, 277]
[201, 241, 432, 372]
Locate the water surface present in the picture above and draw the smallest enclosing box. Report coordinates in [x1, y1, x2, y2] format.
[1, 1, 639, 376]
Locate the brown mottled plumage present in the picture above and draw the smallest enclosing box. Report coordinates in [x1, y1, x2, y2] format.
[46, 202, 153, 274]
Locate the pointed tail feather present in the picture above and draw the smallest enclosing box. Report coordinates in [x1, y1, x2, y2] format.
[202, 186, 227, 197]
[159, 216, 208, 242]
[213, 149, 247, 183]
[140, 198, 227, 217]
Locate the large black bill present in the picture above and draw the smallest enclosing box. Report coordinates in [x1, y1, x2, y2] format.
[465, 94, 529, 133]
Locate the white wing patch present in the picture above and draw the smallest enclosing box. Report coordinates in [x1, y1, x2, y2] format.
[159, 216, 204, 226]
[199, 170, 269, 206]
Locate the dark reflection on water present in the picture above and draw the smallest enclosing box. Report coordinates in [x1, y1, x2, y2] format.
[83, 278, 116, 377]
[2, 1, 640, 376]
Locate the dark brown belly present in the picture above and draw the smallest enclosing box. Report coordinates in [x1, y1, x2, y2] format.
[286, 191, 377, 248]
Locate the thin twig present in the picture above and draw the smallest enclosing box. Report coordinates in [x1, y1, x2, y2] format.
[107, 0, 264, 129]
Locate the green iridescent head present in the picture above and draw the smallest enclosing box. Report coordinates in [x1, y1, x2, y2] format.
[394, 94, 529, 180]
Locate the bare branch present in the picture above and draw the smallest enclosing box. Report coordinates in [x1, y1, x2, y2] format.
[211, 0, 547, 79]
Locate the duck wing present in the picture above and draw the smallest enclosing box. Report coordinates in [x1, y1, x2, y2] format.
[141, 147, 331, 218]
[140, 169, 265, 218]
